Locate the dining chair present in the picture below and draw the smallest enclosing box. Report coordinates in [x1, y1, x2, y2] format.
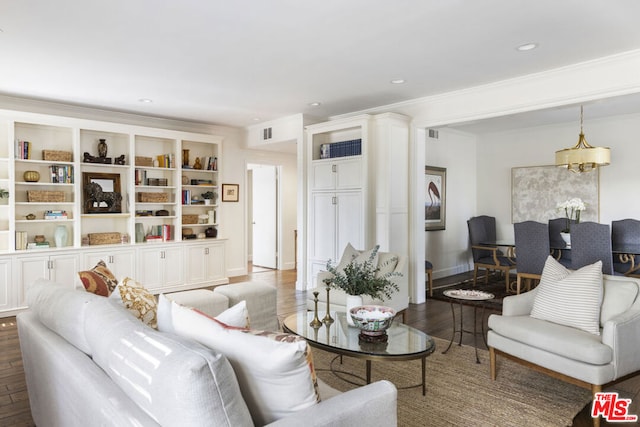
[611, 219, 640, 276]
[467, 215, 516, 291]
[548, 217, 575, 268]
[570, 222, 614, 275]
[513, 221, 550, 294]
[425, 260, 433, 296]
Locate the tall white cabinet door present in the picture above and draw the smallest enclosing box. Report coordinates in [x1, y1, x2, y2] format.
[163, 247, 184, 287]
[0, 259, 11, 312]
[14, 256, 50, 307]
[336, 191, 364, 253]
[48, 253, 80, 286]
[185, 245, 207, 284]
[206, 243, 226, 282]
[310, 192, 337, 262]
[137, 248, 164, 290]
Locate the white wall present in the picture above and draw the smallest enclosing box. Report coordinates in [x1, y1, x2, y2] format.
[475, 113, 640, 243]
[425, 129, 477, 279]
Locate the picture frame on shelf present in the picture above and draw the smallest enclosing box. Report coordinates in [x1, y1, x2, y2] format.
[221, 183, 239, 202]
[425, 166, 446, 231]
[82, 172, 122, 214]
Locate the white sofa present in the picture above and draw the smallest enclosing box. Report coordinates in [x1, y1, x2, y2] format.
[488, 273, 640, 427]
[307, 251, 409, 316]
[18, 279, 398, 427]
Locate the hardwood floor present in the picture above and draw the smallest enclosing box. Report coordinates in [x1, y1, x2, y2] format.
[0, 268, 600, 426]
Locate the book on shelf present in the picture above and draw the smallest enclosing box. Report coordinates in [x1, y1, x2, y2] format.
[16, 140, 32, 160]
[27, 242, 50, 249]
[49, 165, 74, 184]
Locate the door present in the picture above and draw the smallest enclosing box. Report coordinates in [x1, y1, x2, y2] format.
[252, 165, 277, 269]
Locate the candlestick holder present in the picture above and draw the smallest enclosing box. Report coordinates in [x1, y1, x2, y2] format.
[310, 291, 322, 328]
[322, 286, 334, 325]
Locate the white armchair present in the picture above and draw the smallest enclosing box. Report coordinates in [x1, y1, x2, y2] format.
[488, 273, 640, 427]
[306, 249, 409, 318]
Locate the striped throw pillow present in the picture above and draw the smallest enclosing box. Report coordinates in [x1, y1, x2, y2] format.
[530, 256, 603, 335]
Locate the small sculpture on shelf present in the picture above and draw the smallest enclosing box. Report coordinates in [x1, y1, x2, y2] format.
[193, 157, 202, 170]
[114, 154, 126, 165]
[97, 139, 108, 158]
[84, 182, 122, 213]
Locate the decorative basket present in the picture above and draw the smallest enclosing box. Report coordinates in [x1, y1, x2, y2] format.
[182, 214, 198, 224]
[138, 192, 169, 203]
[27, 190, 65, 202]
[88, 232, 122, 245]
[42, 150, 73, 162]
[135, 156, 154, 167]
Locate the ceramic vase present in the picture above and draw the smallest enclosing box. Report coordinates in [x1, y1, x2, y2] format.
[135, 223, 145, 243]
[346, 294, 364, 327]
[54, 225, 68, 248]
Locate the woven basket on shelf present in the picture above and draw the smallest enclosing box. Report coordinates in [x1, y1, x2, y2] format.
[182, 215, 198, 224]
[27, 190, 65, 202]
[138, 192, 169, 203]
[88, 232, 122, 245]
[42, 150, 73, 162]
[135, 156, 154, 167]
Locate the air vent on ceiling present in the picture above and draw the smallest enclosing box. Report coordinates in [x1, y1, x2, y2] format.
[263, 127, 273, 140]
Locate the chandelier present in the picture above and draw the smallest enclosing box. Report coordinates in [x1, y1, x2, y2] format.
[555, 106, 610, 173]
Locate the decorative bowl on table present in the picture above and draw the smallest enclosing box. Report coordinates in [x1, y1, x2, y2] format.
[349, 305, 396, 341]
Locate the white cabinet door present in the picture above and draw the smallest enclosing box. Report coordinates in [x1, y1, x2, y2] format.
[185, 245, 207, 285]
[138, 246, 183, 292]
[163, 246, 183, 287]
[185, 242, 225, 285]
[310, 162, 335, 190]
[336, 191, 364, 254]
[14, 252, 80, 307]
[205, 242, 225, 282]
[49, 253, 80, 286]
[310, 192, 337, 262]
[83, 249, 136, 281]
[334, 158, 362, 190]
[0, 259, 11, 312]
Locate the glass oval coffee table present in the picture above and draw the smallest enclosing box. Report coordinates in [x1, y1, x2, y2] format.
[282, 311, 435, 395]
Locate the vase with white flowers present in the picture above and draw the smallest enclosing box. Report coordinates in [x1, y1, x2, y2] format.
[556, 198, 586, 245]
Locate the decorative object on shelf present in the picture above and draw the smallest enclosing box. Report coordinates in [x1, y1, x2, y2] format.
[25, 213, 36, 220]
[197, 232, 206, 239]
[555, 105, 611, 173]
[34, 235, 45, 243]
[310, 291, 322, 328]
[97, 139, 108, 158]
[154, 209, 169, 216]
[221, 183, 239, 202]
[135, 223, 145, 243]
[556, 197, 586, 233]
[201, 191, 217, 205]
[83, 172, 122, 214]
[182, 214, 198, 224]
[54, 225, 68, 248]
[425, 165, 446, 231]
[27, 190, 64, 202]
[138, 192, 169, 203]
[23, 170, 40, 182]
[182, 149, 189, 167]
[193, 157, 202, 170]
[182, 228, 194, 239]
[182, 175, 189, 185]
[198, 214, 209, 224]
[349, 305, 396, 342]
[83, 152, 112, 164]
[135, 156, 153, 167]
[0, 188, 8, 204]
[42, 150, 72, 162]
[208, 210, 215, 224]
[114, 154, 125, 165]
[205, 227, 217, 238]
[88, 232, 122, 245]
[322, 286, 334, 325]
[323, 245, 400, 324]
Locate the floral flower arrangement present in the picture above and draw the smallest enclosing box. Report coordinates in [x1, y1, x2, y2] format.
[323, 245, 400, 301]
[556, 197, 586, 232]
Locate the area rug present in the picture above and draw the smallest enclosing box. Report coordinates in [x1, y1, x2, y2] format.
[312, 336, 591, 427]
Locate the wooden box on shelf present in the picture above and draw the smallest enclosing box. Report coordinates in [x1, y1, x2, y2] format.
[135, 156, 153, 167]
[27, 190, 65, 202]
[182, 214, 198, 224]
[42, 150, 73, 162]
[88, 232, 122, 245]
[138, 192, 169, 203]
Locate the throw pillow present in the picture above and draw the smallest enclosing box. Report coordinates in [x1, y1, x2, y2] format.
[335, 242, 360, 272]
[111, 277, 158, 329]
[77, 260, 118, 297]
[158, 301, 320, 426]
[600, 279, 639, 326]
[530, 256, 603, 335]
[376, 252, 399, 278]
[157, 293, 250, 333]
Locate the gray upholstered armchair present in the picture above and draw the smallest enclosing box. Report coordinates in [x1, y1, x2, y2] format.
[488, 268, 640, 427]
[467, 215, 516, 291]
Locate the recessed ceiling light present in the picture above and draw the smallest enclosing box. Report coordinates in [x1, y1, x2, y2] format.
[516, 43, 538, 52]
[138, 98, 153, 103]
[253, 117, 261, 121]
[390, 79, 406, 84]
[309, 102, 321, 107]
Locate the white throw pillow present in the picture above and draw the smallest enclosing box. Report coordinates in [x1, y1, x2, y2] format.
[600, 279, 639, 326]
[530, 256, 603, 335]
[157, 293, 249, 333]
[159, 301, 320, 425]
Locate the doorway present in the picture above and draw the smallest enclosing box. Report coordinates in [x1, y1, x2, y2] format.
[248, 164, 278, 270]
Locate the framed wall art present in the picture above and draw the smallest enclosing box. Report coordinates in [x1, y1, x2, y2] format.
[511, 165, 599, 223]
[425, 166, 446, 231]
[82, 172, 122, 214]
[221, 183, 239, 202]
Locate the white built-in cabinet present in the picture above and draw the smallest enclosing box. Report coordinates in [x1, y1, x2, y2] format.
[305, 113, 409, 289]
[0, 110, 229, 317]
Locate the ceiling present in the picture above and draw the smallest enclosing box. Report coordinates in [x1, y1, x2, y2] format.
[2, 1, 640, 130]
